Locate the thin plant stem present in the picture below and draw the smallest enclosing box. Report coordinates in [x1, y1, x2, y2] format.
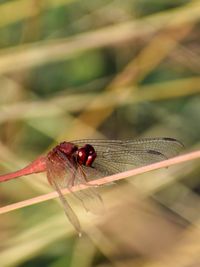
[0, 150, 200, 215]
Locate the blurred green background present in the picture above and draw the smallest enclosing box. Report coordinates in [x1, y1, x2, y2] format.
[0, 0, 200, 266]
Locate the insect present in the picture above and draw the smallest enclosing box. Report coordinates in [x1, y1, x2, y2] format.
[0, 137, 183, 234]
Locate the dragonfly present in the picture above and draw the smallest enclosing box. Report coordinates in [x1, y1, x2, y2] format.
[0, 137, 183, 235]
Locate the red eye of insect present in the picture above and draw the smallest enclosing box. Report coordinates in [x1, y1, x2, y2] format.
[77, 148, 87, 165]
[77, 144, 96, 166]
[84, 144, 96, 166]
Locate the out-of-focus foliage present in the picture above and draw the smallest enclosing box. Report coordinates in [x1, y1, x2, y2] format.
[0, 0, 200, 266]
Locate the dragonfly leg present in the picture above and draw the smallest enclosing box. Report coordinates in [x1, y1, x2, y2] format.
[79, 167, 99, 187]
[66, 173, 76, 189]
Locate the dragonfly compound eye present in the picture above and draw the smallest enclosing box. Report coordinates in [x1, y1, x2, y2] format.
[77, 148, 87, 165]
[77, 144, 97, 166]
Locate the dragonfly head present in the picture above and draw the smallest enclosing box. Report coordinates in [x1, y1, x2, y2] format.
[76, 144, 96, 167]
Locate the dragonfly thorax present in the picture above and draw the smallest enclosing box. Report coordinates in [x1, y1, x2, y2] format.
[58, 142, 78, 155]
[49, 142, 97, 167]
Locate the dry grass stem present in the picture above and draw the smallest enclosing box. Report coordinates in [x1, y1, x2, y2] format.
[0, 150, 199, 215]
[0, 1, 200, 74]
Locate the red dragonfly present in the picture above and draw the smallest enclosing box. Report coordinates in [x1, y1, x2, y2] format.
[0, 137, 183, 234]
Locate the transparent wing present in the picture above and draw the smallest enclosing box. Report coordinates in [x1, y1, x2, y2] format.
[72, 165, 104, 215]
[51, 177, 82, 235]
[46, 157, 82, 234]
[73, 138, 183, 176]
[46, 149, 104, 218]
[72, 187, 104, 215]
